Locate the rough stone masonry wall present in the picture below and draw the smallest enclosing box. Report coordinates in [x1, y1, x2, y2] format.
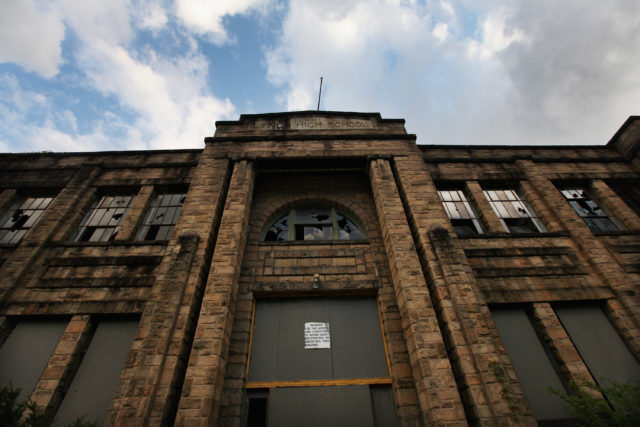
[218, 170, 424, 426]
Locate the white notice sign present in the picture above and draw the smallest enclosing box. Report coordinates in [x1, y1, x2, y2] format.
[304, 322, 331, 349]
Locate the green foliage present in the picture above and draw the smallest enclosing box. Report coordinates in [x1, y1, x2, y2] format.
[0, 384, 97, 427]
[550, 380, 640, 427]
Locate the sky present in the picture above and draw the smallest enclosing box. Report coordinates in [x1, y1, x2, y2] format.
[1, 0, 639, 153]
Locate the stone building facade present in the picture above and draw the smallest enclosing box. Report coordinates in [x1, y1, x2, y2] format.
[1, 111, 639, 426]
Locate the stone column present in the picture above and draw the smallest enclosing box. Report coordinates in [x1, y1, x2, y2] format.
[105, 153, 232, 426]
[115, 185, 155, 241]
[369, 157, 467, 426]
[31, 315, 94, 416]
[392, 155, 535, 425]
[174, 159, 255, 426]
[530, 303, 601, 397]
[465, 181, 505, 233]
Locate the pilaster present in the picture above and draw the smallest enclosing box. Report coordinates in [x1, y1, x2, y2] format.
[369, 157, 467, 426]
[175, 159, 255, 426]
[116, 185, 155, 241]
[106, 153, 232, 427]
[464, 181, 504, 234]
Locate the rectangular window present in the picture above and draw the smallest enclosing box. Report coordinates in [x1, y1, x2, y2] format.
[554, 304, 640, 386]
[54, 319, 139, 426]
[0, 320, 67, 402]
[135, 192, 186, 241]
[0, 195, 55, 244]
[483, 188, 545, 233]
[491, 306, 571, 422]
[560, 188, 622, 231]
[437, 189, 483, 235]
[74, 194, 135, 242]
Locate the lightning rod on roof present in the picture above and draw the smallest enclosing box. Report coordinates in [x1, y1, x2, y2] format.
[317, 77, 323, 111]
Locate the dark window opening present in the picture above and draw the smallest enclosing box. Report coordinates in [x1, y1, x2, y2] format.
[0, 195, 55, 244]
[560, 188, 622, 231]
[608, 181, 640, 217]
[246, 390, 268, 427]
[136, 192, 186, 241]
[74, 194, 135, 242]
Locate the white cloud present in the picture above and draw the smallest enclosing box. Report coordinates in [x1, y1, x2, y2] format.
[0, 0, 65, 78]
[0, 0, 243, 151]
[265, 0, 640, 145]
[175, 0, 267, 44]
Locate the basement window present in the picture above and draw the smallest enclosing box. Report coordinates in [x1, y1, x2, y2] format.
[73, 194, 135, 242]
[0, 194, 55, 244]
[136, 192, 186, 241]
[560, 188, 622, 232]
[263, 206, 364, 242]
[483, 189, 545, 233]
[437, 189, 484, 235]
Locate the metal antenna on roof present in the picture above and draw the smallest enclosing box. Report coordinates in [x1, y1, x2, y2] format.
[317, 77, 323, 111]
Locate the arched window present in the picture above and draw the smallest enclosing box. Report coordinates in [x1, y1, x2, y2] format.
[263, 206, 365, 241]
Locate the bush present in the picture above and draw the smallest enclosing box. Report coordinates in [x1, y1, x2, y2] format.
[550, 380, 640, 427]
[0, 384, 96, 427]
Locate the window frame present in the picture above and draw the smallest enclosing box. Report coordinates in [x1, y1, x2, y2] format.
[0, 193, 56, 244]
[560, 187, 623, 232]
[135, 191, 187, 241]
[436, 188, 484, 235]
[483, 188, 546, 233]
[72, 193, 136, 242]
[262, 206, 366, 242]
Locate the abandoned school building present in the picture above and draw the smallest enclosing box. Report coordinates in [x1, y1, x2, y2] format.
[1, 110, 640, 427]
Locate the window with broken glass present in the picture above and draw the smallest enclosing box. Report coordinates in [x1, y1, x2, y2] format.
[560, 188, 622, 232]
[136, 192, 186, 241]
[0, 195, 55, 244]
[73, 195, 135, 242]
[263, 207, 364, 241]
[483, 189, 546, 233]
[437, 189, 484, 235]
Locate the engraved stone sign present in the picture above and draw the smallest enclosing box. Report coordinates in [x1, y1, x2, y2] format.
[249, 117, 375, 131]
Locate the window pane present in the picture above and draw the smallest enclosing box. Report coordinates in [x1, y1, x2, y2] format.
[555, 305, 640, 385]
[135, 192, 186, 241]
[0, 320, 67, 402]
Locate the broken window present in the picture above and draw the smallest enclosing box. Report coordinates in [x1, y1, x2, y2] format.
[560, 188, 622, 232]
[136, 192, 186, 241]
[263, 207, 364, 242]
[0, 195, 55, 244]
[483, 188, 545, 233]
[73, 194, 135, 242]
[437, 189, 484, 235]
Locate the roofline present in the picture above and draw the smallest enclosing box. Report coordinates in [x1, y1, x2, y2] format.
[215, 110, 405, 126]
[606, 115, 640, 146]
[0, 148, 203, 157]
